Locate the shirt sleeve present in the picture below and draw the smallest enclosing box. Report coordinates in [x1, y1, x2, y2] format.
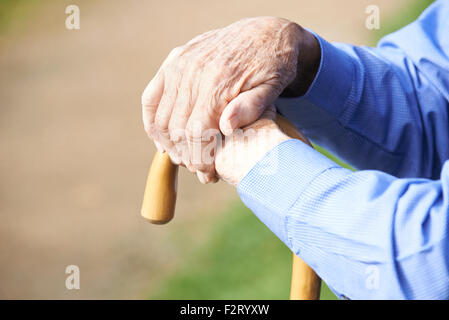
[238, 139, 449, 299]
[276, 0, 449, 180]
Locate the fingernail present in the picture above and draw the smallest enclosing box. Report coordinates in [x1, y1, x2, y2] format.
[154, 141, 164, 153]
[223, 115, 238, 135]
[170, 153, 181, 165]
[197, 171, 208, 184]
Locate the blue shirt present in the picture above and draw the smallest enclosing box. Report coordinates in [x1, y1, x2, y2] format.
[237, 0, 449, 299]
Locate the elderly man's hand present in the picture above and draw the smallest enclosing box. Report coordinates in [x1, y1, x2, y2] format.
[142, 17, 319, 184]
[214, 105, 291, 186]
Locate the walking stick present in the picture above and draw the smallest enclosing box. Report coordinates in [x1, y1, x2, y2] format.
[141, 114, 321, 300]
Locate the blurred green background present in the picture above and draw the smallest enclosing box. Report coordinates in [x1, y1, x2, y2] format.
[150, 0, 434, 300]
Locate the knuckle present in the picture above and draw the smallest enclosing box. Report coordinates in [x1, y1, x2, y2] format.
[166, 47, 185, 66]
[170, 46, 183, 57]
[204, 64, 223, 84]
[141, 88, 154, 107]
[154, 115, 168, 132]
[144, 122, 156, 138]
[184, 123, 195, 142]
[168, 122, 185, 142]
[167, 120, 177, 134]
[185, 119, 202, 142]
[157, 130, 171, 145]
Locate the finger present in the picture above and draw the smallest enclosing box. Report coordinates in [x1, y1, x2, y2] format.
[155, 86, 177, 134]
[219, 83, 278, 135]
[196, 170, 218, 184]
[142, 71, 165, 139]
[168, 62, 200, 138]
[168, 64, 199, 169]
[154, 70, 182, 153]
[185, 82, 221, 174]
[185, 112, 219, 173]
[166, 148, 182, 165]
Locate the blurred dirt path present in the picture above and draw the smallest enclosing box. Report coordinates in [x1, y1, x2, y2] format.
[0, 0, 406, 299]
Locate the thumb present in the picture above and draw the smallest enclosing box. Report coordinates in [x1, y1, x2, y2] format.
[219, 84, 277, 135]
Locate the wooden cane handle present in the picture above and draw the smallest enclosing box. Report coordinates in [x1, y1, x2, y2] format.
[141, 114, 321, 299]
[141, 151, 178, 224]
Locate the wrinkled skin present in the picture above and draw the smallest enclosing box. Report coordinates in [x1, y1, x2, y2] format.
[214, 105, 290, 186]
[142, 17, 306, 183]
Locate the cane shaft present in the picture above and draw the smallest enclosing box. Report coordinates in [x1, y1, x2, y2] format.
[276, 116, 321, 300]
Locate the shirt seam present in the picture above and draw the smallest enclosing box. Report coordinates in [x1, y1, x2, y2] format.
[282, 165, 341, 249]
